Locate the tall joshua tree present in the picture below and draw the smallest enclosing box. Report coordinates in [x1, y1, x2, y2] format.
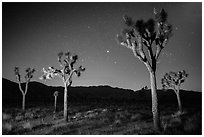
[161, 70, 188, 112]
[40, 51, 85, 122]
[116, 8, 173, 130]
[14, 67, 35, 111]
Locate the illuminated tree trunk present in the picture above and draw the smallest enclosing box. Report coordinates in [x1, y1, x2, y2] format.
[64, 82, 72, 122]
[18, 82, 28, 111]
[144, 59, 161, 131]
[149, 71, 161, 131]
[64, 83, 68, 121]
[22, 94, 26, 111]
[54, 95, 57, 113]
[175, 90, 182, 112]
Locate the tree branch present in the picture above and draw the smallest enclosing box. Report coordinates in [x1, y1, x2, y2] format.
[155, 38, 167, 60]
[142, 38, 151, 48]
[136, 35, 152, 68]
[65, 69, 75, 84]
[58, 60, 64, 68]
[145, 28, 151, 38]
[17, 82, 24, 95]
[132, 41, 152, 72]
[25, 82, 29, 95]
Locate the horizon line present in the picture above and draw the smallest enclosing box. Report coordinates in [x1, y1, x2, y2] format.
[2, 77, 200, 92]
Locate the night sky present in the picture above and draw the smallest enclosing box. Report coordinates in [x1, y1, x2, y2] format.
[2, 2, 202, 91]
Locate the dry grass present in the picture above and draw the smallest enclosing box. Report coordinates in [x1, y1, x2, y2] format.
[2, 103, 201, 135]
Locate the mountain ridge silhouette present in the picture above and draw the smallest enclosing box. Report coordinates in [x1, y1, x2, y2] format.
[2, 78, 201, 106]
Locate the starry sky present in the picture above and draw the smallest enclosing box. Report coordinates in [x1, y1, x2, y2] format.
[2, 2, 202, 91]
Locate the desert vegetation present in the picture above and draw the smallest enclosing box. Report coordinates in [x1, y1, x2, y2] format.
[2, 4, 201, 135]
[39, 51, 85, 121]
[116, 8, 172, 130]
[162, 70, 188, 113]
[14, 67, 35, 111]
[2, 76, 201, 135]
[2, 98, 201, 135]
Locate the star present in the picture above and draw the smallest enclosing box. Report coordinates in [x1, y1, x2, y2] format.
[106, 50, 110, 53]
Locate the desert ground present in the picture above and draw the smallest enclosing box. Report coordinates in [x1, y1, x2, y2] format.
[2, 101, 201, 135]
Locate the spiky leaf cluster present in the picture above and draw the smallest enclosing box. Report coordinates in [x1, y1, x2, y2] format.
[154, 8, 168, 23]
[54, 91, 59, 96]
[75, 66, 85, 77]
[123, 15, 134, 27]
[40, 51, 85, 82]
[40, 67, 61, 80]
[58, 51, 79, 74]
[134, 18, 157, 42]
[14, 67, 35, 82]
[116, 8, 173, 72]
[117, 8, 172, 50]
[14, 67, 21, 82]
[161, 70, 188, 90]
[25, 68, 35, 82]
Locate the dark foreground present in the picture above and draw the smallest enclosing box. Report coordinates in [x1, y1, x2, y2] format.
[2, 101, 201, 135]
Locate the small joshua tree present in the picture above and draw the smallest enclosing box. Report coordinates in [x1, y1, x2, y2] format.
[40, 51, 85, 122]
[14, 67, 35, 111]
[116, 8, 173, 130]
[141, 86, 148, 90]
[53, 91, 59, 113]
[161, 70, 188, 112]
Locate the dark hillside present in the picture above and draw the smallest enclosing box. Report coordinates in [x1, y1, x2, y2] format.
[2, 78, 201, 107]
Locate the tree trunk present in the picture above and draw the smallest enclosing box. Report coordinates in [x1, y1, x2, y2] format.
[175, 90, 182, 112]
[18, 82, 25, 111]
[22, 94, 26, 111]
[150, 71, 161, 131]
[64, 83, 68, 121]
[54, 96, 57, 113]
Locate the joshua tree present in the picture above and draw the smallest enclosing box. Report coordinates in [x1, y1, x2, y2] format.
[116, 8, 173, 130]
[161, 70, 188, 112]
[14, 67, 35, 111]
[141, 86, 148, 90]
[40, 51, 85, 121]
[53, 91, 59, 113]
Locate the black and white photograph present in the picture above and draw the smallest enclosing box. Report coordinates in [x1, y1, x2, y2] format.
[2, 2, 202, 135]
